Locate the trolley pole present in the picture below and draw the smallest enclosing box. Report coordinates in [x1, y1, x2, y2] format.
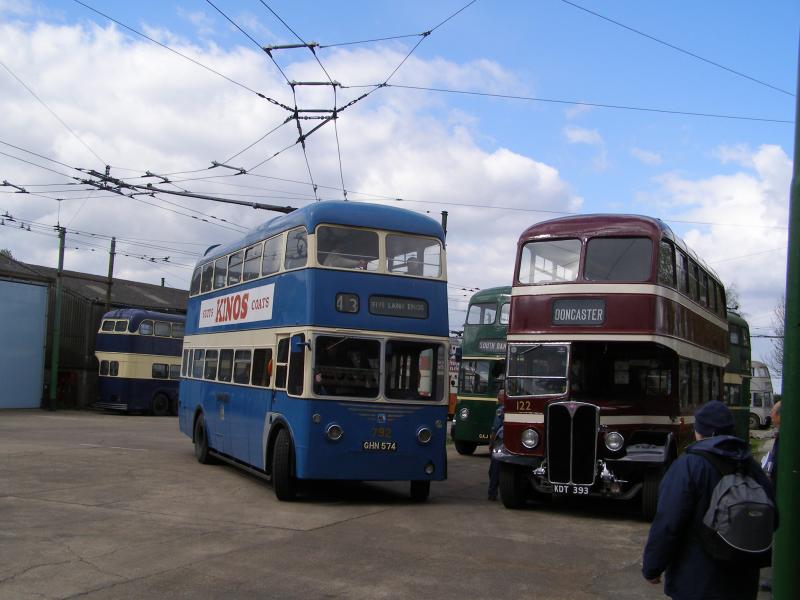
[105, 236, 115, 312]
[47, 226, 66, 411]
[772, 43, 800, 600]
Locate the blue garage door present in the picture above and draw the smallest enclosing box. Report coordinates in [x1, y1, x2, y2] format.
[0, 279, 47, 409]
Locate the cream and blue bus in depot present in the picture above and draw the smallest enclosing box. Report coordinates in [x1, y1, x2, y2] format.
[95, 309, 185, 415]
[179, 201, 450, 501]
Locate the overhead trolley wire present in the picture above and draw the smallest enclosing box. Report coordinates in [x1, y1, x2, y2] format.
[72, 0, 294, 112]
[374, 84, 794, 124]
[558, 0, 795, 98]
[0, 60, 107, 165]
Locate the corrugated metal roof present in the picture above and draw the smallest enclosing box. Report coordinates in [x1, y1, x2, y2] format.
[0, 255, 187, 312]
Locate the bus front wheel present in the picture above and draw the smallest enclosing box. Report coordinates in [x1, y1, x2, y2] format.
[410, 480, 430, 502]
[499, 463, 527, 509]
[193, 416, 213, 464]
[151, 393, 170, 417]
[454, 440, 477, 455]
[641, 469, 662, 522]
[273, 428, 297, 501]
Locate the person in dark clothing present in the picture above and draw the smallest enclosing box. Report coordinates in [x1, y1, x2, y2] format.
[487, 390, 505, 501]
[762, 400, 781, 487]
[642, 401, 776, 600]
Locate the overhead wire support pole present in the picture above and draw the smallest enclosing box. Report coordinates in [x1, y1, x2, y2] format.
[772, 41, 800, 600]
[48, 226, 66, 412]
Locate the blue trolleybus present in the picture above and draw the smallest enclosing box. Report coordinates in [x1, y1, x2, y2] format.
[179, 201, 450, 501]
[95, 308, 185, 415]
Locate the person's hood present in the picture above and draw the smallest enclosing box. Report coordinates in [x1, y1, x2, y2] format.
[687, 434, 751, 464]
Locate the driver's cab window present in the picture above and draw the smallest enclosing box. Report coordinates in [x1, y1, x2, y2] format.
[284, 228, 307, 270]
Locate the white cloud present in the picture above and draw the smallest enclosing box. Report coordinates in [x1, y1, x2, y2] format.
[0, 18, 578, 328]
[563, 125, 602, 146]
[631, 147, 662, 165]
[563, 125, 608, 172]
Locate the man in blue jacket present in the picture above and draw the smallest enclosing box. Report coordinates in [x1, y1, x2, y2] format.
[642, 401, 775, 600]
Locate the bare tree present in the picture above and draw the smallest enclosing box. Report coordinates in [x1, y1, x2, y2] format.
[768, 295, 785, 377]
[726, 284, 741, 311]
[0, 248, 13, 259]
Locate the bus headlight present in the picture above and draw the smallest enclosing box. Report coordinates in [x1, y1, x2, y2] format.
[604, 431, 624, 452]
[459, 407, 469, 421]
[416, 427, 432, 444]
[521, 428, 539, 449]
[326, 423, 344, 441]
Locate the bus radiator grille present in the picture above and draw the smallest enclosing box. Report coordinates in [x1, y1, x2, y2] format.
[546, 402, 599, 486]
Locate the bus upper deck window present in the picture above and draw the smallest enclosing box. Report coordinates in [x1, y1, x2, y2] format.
[154, 321, 171, 337]
[284, 229, 307, 270]
[201, 263, 213, 293]
[658, 240, 675, 287]
[317, 226, 379, 271]
[101, 320, 114, 332]
[139, 320, 153, 336]
[243, 243, 262, 281]
[233, 350, 252, 384]
[114, 320, 128, 333]
[518, 239, 580, 284]
[213, 257, 227, 290]
[585, 237, 652, 282]
[387, 234, 441, 277]
[262, 236, 282, 276]
[676, 250, 689, 294]
[172, 323, 184, 339]
[190, 267, 201, 296]
[228, 251, 243, 287]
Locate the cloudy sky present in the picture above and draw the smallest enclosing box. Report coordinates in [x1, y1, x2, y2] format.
[1, 0, 796, 389]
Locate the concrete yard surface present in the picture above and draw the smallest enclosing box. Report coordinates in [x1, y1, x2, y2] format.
[0, 410, 765, 600]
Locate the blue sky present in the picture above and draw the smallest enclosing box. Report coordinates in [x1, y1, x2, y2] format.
[1, 0, 797, 387]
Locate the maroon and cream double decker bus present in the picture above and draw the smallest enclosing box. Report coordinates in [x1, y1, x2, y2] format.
[495, 214, 728, 519]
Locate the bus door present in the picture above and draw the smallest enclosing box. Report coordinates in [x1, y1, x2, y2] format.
[201, 349, 227, 452]
[248, 346, 275, 468]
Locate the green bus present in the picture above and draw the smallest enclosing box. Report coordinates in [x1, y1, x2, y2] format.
[724, 310, 751, 440]
[452, 287, 511, 455]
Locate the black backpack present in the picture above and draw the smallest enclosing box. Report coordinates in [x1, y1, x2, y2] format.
[696, 451, 775, 567]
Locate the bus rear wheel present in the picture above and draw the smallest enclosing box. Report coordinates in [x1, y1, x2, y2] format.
[151, 393, 170, 417]
[193, 416, 213, 464]
[454, 440, 477, 456]
[273, 428, 297, 501]
[641, 468, 662, 521]
[749, 413, 761, 430]
[499, 463, 527, 509]
[410, 480, 430, 502]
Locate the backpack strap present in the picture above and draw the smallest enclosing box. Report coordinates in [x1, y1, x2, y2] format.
[692, 450, 737, 476]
